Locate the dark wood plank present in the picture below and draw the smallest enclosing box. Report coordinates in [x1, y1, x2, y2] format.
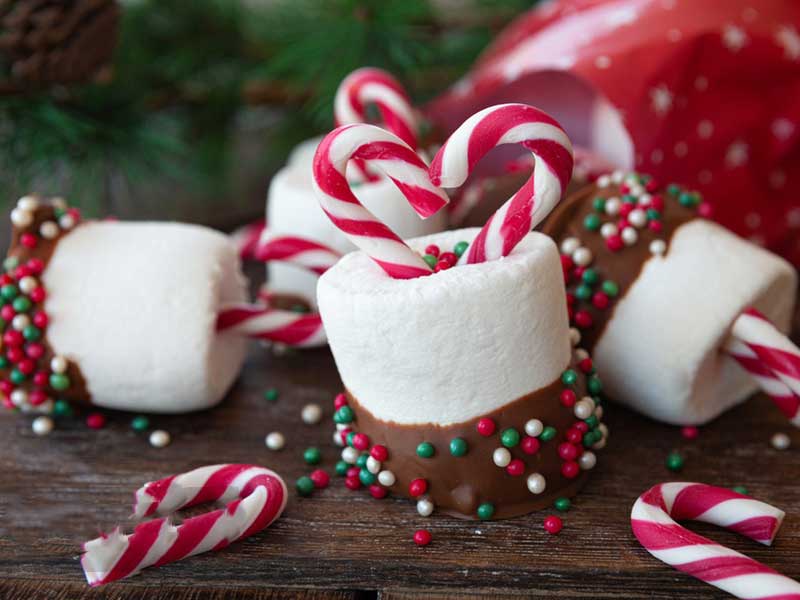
[0, 291, 798, 599]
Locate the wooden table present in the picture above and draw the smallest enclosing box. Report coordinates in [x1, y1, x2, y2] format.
[2, 295, 799, 600]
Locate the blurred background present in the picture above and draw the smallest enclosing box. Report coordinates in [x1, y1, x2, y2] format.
[0, 0, 532, 229]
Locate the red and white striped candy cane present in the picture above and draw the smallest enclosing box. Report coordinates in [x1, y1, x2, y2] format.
[230, 219, 267, 260]
[335, 67, 419, 150]
[632, 482, 800, 599]
[430, 103, 573, 264]
[217, 302, 326, 347]
[728, 308, 800, 426]
[81, 464, 287, 586]
[253, 230, 341, 276]
[312, 123, 449, 279]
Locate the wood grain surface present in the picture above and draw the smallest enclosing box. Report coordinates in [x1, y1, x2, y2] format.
[1, 283, 798, 600]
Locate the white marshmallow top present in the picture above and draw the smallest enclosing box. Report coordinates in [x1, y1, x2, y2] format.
[594, 219, 797, 425]
[266, 137, 448, 305]
[318, 228, 571, 425]
[43, 221, 248, 413]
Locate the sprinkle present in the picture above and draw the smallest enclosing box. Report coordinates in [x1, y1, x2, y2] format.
[540, 426, 557, 442]
[86, 413, 106, 430]
[681, 426, 699, 440]
[453, 241, 469, 257]
[265, 431, 285, 451]
[416, 442, 435, 458]
[579, 451, 597, 470]
[583, 214, 601, 231]
[476, 417, 496, 437]
[359, 469, 376, 486]
[574, 397, 595, 420]
[524, 418, 544, 437]
[506, 459, 525, 476]
[477, 502, 495, 520]
[264, 388, 279, 402]
[600, 222, 618, 238]
[560, 237, 580, 255]
[32, 416, 54, 436]
[296, 476, 314, 496]
[561, 461, 580, 479]
[149, 430, 171, 448]
[303, 447, 321, 465]
[417, 498, 434, 517]
[527, 473, 546, 494]
[377, 470, 396, 487]
[554, 497, 571, 512]
[492, 447, 511, 468]
[543, 515, 563, 535]
[449, 437, 468, 457]
[731, 485, 748, 495]
[301, 403, 322, 425]
[666, 451, 685, 472]
[561, 369, 578, 386]
[771, 432, 791, 450]
[333, 405, 354, 424]
[572, 247, 593, 267]
[413, 529, 432, 546]
[131, 416, 149, 432]
[335, 461, 349, 476]
[369, 484, 388, 499]
[310, 469, 329, 489]
[500, 428, 520, 448]
[521, 436, 541, 455]
[52, 399, 72, 418]
[602, 280, 619, 297]
[649, 240, 667, 255]
[409, 478, 428, 497]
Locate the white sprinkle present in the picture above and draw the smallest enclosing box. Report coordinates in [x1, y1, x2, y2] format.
[560, 237, 580, 255]
[574, 397, 595, 420]
[341, 446, 359, 463]
[51, 197, 67, 209]
[650, 240, 667, 255]
[524, 419, 543, 437]
[597, 175, 611, 188]
[638, 193, 652, 206]
[605, 197, 621, 216]
[771, 432, 791, 451]
[611, 170, 625, 183]
[301, 403, 322, 425]
[527, 473, 547, 494]
[378, 470, 396, 487]
[59, 214, 76, 230]
[17, 196, 39, 211]
[332, 431, 344, 446]
[32, 416, 54, 436]
[592, 437, 608, 450]
[366, 455, 381, 474]
[594, 405, 604, 420]
[621, 227, 638, 246]
[579, 451, 597, 470]
[265, 431, 286, 451]
[629, 209, 647, 228]
[572, 247, 593, 267]
[10, 389, 27, 407]
[335, 423, 349, 431]
[600, 223, 618, 239]
[492, 447, 511, 468]
[417, 498, 434, 517]
[18, 276, 37, 294]
[574, 348, 589, 362]
[39, 221, 59, 240]
[569, 328, 581, 347]
[12, 314, 30, 331]
[10, 208, 33, 228]
[50, 355, 68, 374]
[149, 430, 171, 448]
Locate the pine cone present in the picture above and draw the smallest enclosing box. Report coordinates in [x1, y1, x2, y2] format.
[0, 0, 119, 89]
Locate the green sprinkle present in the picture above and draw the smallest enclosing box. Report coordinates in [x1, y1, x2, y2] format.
[356, 453, 369, 468]
[667, 183, 681, 196]
[49, 373, 71, 391]
[587, 376, 603, 395]
[12, 296, 31, 313]
[582, 268, 599, 285]
[601, 280, 620, 297]
[622, 194, 637, 205]
[359, 469, 376, 486]
[500, 428, 520, 448]
[52, 399, 73, 418]
[333, 405, 354, 424]
[561, 369, 578, 386]
[583, 431, 599, 447]
[592, 197, 606, 212]
[575, 284, 592, 301]
[22, 324, 40, 341]
[666, 452, 685, 472]
[584, 415, 599, 429]
[290, 304, 309, 314]
[453, 241, 469, 257]
[423, 254, 438, 268]
[583, 213, 601, 231]
[732, 486, 748, 496]
[303, 447, 321, 465]
[646, 208, 662, 221]
[10, 369, 25, 384]
[346, 431, 357, 447]
[678, 192, 698, 207]
[0, 284, 18, 301]
[449, 437, 468, 457]
[477, 502, 495, 520]
[0, 356, 8, 369]
[264, 388, 279, 402]
[540, 426, 557, 442]
[296, 476, 314, 496]
[554, 497, 571, 512]
[335, 460, 349, 476]
[131, 415, 150, 432]
[416, 442, 435, 458]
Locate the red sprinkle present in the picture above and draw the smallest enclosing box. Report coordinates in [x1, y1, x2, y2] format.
[476, 418, 496, 437]
[561, 461, 580, 479]
[606, 235, 624, 252]
[7, 347, 23, 363]
[558, 442, 579, 461]
[424, 244, 440, 258]
[310, 469, 330, 489]
[566, 427, 583, 445]
[573, 421, 589, 433]
[333, 393, 348, 409]
[619, 203, 633, 218]
[0, 380, 12, 395]
[521, 436, 541, 455]
[17, 358, 35, 375]
[344, 476, 361, 490]
[578, 358, 593, 374]
[574, 310, 593, 329]
[352, 433, 370, 451]
[3, 330, 23, 347]
[369, 484, 388, 499]
[592, 292, 610, 310]
[32, 311, 48, 328]
[698, 202, 713, 218]
[648, 220, 663, 233]
[646, 180, 659, 193]
[370, 445, 388, 462]
[506, 459, 525, 476]
[26, 259, 44, 275]
[681, 426, 700, 440]
[620, 183, 630, 194]
[29, 287, 46, 303]
[544, 515, 563, 535]
[86, 413, 106, 430]
[14, 266, 30, 279]
[560, 389, 576, 408]
[339, 428, 352, 445]
[413, 529, 432, 546]
[28, 390, 47, 406]
[346, 467, 360, 479]
[33, 371, 48, 387]
[0, 274, 11, 285]
[20, 233, 37, 249]
[0, 305, 15, 321]
[439, 252, 457, 265]
[649, 194, 664, 209]
[409, 478, 428, 497]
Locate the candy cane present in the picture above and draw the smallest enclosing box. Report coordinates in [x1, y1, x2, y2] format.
[217, 302, 326, 347]
[631, 482, 800, 599]
[312, 123, 449, 279]
[230, 219, 266, 260]
[81, 464, 287, 586]
[430, 103, 573, 264]
[253, 230, 341, 276]
[728, 308, 800, 426]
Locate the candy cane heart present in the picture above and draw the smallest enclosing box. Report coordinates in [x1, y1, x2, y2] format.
[631, 482, 800, 599]
[81, 464, 287, 586]
[253, 229, 341, 277]
[312, 123, 449, 279]
[430, 103, 573, 264]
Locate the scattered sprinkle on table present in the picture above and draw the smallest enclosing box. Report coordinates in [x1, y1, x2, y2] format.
[771, 432, 791, 450]
[301, 403, 322, 425]
[265, 431, 285, 451]
[32, 416, 53, 436]
[264, 388, 279, 402]
[149, 430, 171, 448]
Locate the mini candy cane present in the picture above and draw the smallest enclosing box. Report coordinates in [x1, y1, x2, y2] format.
[729, 308, 800, 426]
[430, 103, 573, 264]
[82, 464, 287, 586]
[217, 302, 326, 347]
[334, 67, 419, 150]
[230, 219, 267, 260]
[253, 230, 341, 276]
[631, 482, 800, 599]
[312, 124, 449, 279]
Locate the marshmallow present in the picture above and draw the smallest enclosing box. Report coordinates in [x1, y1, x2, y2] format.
[265, 137, 448, 306]
[595, 219, 797, 425]
[319, 228, 570, 424]
[3, 198, 248, 414]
